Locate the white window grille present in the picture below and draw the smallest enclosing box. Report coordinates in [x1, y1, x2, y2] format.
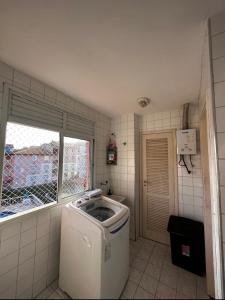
[0, 122, 59, 218]
[62, 137, 91, 198]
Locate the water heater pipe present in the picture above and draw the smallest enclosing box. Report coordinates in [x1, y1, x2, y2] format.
[182, 103, 190, 130]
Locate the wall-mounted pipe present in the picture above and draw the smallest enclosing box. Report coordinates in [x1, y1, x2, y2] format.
[182, 103, 190, 130]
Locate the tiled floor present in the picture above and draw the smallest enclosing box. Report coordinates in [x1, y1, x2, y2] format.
[125, 238, 209, 299]
[35, 279, 69, 299]
[36, 238, 209, 299]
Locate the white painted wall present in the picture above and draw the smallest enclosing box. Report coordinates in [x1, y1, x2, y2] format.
[0, 60, 110, 298]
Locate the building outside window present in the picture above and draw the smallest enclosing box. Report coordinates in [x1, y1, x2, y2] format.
[62, 137, 91, 198]
[1, 122, 60, 214]
[0, 122, 93, 218]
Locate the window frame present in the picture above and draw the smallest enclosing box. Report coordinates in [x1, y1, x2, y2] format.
[0, 121, 61, 206]
[0, 84, 95, 219]
[59, 132, 94, 200]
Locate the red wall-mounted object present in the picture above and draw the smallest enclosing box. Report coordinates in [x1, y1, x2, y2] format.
[107, 135, 117, 165]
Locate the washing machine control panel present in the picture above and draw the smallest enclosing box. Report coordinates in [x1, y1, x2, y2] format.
[72, 189, 102, 208]
[75, 198, 88, 208]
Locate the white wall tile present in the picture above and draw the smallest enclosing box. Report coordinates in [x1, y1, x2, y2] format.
[0, 251, 18, 276]
[36, 233, 50, 254]
[221, 187, 225, 214]
[34, 262, 48, 283]
[17, 258, 34, 296]
[32, 276, 47, 298]
[35, 248, 48, 267]
[215, 82, 225, 107]
[212, 32, 225, 59]
[50, 206, 60, 219]
[194, 196, 203, 207]
[1, 285, 16, 299]
[211, 11, 225, 36]
[1, 222, 21, 241]
[18, 257, 34, 281]
[37, 210, 50, 225]
[182, 186, 194, 196]
[182, 177, 193, 187]
[219, 159, 225, 186]
[19, 242, 36, 265]
[21, 216, 37, 232]
[0, 268, 17, 294]
[0, 79, 4, 94]
[183, 204, 194, 219]
[193, 177, 203, 188]
[46, 267, 59, 286]
[0, 234, 20, 259]
[20, 227, 36, 248]
[17, 287, 33, 299]
[216, 107, 225, 132]
[194, 187, 204, 198]
[213, 56, 225, 83]
[222, 215, 225, 242]
[37, 221, 50, 239]
[217, 133, 225, 158]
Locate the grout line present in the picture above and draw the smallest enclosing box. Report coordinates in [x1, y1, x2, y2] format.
[212, 30, 225, 38]
[214, 79, 225, 84]
[213, 54, 225, 61]
[14, 221, 22, 298]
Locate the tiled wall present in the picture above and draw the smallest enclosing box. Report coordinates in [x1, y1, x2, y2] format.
[210, 10, 225, 289]
[110, 106, 204, 243]
[110, 113, 139, 240]
[0, 60, 111, 298]
[140, 105, 204, 222]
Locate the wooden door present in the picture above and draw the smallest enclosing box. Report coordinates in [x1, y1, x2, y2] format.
[142, 131, 177, 245]
[200, 108, 215, 298]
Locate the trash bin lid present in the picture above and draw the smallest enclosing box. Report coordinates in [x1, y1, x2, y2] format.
[167, 215, 204, 238]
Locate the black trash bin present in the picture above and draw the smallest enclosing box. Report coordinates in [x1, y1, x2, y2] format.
[167, 215, 206, 276]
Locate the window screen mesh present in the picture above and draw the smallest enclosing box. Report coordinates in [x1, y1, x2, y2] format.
[1, 122, 59, 217]
[62, 137, 90, 198]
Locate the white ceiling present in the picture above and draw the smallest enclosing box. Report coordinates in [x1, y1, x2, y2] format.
[0, 0, 225, 117]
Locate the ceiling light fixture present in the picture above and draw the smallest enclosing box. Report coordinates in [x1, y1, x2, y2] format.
[137, 97, 151, 108]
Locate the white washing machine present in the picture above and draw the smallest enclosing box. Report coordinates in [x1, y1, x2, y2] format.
[59, 189, 130, 299]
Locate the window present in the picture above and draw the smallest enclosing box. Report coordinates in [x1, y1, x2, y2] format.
[62, 137, 91, 198]
[0, 86, 95, 220]
[1, 122, 59, 216]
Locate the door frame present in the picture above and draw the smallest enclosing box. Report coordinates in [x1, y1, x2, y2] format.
[139, 129, 178, 238]
[200, 105, 215, 297]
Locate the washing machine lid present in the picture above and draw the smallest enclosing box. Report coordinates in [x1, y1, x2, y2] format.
[87, 206, 115, 222]
[69, 196, 129, 228]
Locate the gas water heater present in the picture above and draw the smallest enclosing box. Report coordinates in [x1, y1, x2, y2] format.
[176, 129, 197, 155]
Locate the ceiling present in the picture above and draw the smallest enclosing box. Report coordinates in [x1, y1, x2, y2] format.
[0, 0, 225, 117]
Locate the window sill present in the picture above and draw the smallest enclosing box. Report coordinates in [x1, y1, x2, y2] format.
[0, 201, 58, 226]
[60, 191, 86, 202]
